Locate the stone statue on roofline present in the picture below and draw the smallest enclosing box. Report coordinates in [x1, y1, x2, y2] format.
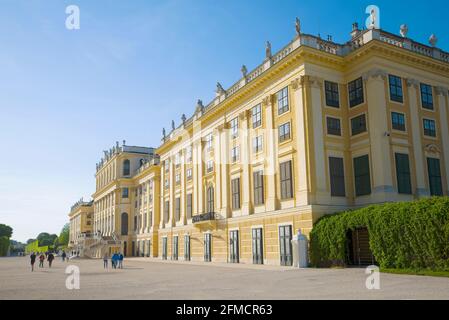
[171, 120, 175, 131]
[265, 41, 272, 59]
[216, 82, 225, 96]
[241, 65, 248, 78]
[295, 17, 301, 36]
[195, 99, 204, 114]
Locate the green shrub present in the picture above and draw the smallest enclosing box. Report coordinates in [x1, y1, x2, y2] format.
[0, 236, 10, 256]
[310, 197, 449, 270]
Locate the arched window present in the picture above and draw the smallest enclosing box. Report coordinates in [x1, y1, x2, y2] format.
[121, 212, 129, 236]
[123, 159, 130, 176]
[207, 185, 214, 213]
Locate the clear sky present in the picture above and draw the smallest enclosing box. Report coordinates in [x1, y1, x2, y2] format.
[1, 0, 448, 243]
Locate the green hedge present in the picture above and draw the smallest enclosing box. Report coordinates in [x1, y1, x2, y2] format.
[0, 236, 10, 256]
[310, 197, 449, 270]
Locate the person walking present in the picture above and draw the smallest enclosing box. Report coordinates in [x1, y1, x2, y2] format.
[47, 253, 55, 268]
[111, 253, 118, 269]
[118, 252, 124, 269]
[30, 252, 36, 272]
[103, 252, 109, 269]
[39, 253, 45, 268]
[61, 251, 66, 262]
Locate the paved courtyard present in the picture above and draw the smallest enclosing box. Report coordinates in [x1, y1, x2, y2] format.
[0, 257, 448, 300]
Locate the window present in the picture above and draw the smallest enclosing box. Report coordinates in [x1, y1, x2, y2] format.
[329, 157, 345, 197]
[351, 114, 367, 136]
[252, 104, 262, 128]
[186, 194, 193, 219]
[175, 197, 181, 221]
[389, 75, 403, 103]
[253, 171, 265, 205]
[423, 119, 436, 137]
[230, 117, 239, 138]
[206, 160, 214, 173]
[163, 201, 169, 223]
[231, 178, 241, 210]
[134, 216, 137, 231]
[205, 133, 213, 151]
[186, 168, 192, 180]
[123, 159, 130, 176]
[279, 122, 291, 142]
[277, 87, 289, 114]
[326, 117, 341, 136]
[164, 178, 169, 189]
[427, 158, 443, 196]
[353, 155, 371, 196]
[395, 153, 412, 194]
[175, 173, 181, 185]
[253, 135, 263, 153]
[231, 147, 240, 163]
[207, 186, 214, 213]
[122, 188, 129, 198]
[164, 160, 169, 172]
[421, 83, 434, 110]
[348, 77, 364, 107]
[391, 112, 406, 131]
[186, 146, 193, 163]
[280, 161, 293, 199]
[175, 153, 181, 167]
[325, 81, 340, 107]
[120, 213, 128, 236]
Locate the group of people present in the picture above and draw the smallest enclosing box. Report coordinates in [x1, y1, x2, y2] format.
[29, 251, 58, 272]
[103, 252, 124, 269]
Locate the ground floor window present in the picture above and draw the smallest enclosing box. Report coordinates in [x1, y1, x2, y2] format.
[162, 237, 168, 260]
[204, 233, 212, 262]
[279, 225, 292, 266]
[184, 235, 191, 261]
[252, 228, 263, 265]
[173, 236, 178, 260]
[427, 157, 443, 196]
[229, 230, 239, 263]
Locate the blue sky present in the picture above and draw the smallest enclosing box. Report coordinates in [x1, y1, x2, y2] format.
[1, 0, 448, 242]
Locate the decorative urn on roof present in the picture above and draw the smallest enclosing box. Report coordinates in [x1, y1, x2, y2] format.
[399, 24, 408, 38]
[429, 34, 438, 47]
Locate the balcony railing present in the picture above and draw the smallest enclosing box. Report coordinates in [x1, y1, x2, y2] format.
[192, 212, 216, 224]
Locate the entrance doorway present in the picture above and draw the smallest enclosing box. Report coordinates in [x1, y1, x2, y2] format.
[346, 227, 376, 266]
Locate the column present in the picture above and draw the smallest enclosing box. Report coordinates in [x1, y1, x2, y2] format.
[169, 157, 175, 227]
[220, 124, 231, 217]
[263, 94, 278, 211]
[309, 76, 327, 202]
[214, 126, 223, 212]
[291, 77, 309, 205]
[436, 87, 449, 193]
[239, 110, 252, 215]
[159, 165, 165, 229]
[407, 78, 429, 197]
[364, 69, 394, 201]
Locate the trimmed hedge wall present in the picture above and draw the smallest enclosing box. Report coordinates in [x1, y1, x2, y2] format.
[0, 236, 10, 256]
[310, 197, 449, 270]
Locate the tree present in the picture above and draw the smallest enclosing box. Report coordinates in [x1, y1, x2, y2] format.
[0, 224, 13, 238]
[37, 233, 58, 247]
[53, 237, 60, 249]
[27, 239, 36, 245]
[58, 223, 70, 246]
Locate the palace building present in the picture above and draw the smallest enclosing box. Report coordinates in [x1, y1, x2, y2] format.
[69, 21, 449, 266]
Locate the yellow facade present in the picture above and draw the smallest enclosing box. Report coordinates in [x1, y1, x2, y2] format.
[70, 25, 449, 266]
[68, 200, 93, 250]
